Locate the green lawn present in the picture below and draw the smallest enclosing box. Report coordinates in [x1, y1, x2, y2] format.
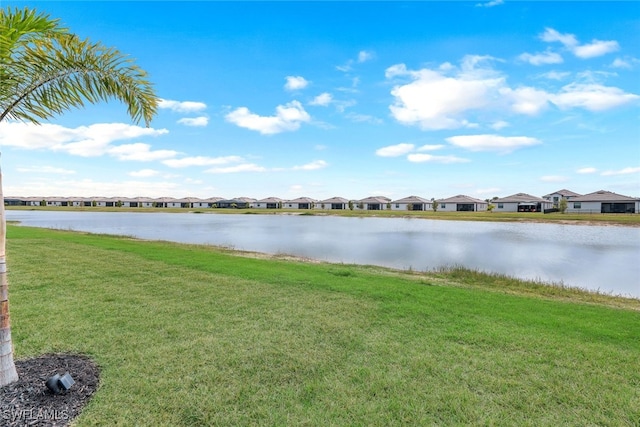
[6, 225, 640, 426]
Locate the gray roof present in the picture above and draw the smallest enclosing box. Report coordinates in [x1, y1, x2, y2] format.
[493, 193, 548, 203]
[257, 197, 284, 203]
[390, 195, 431, 204]
[543, 189, 582, 198]
[358, 196, 390, 204]
[570, 190, 639, 202]
[437, 194, 486, 204]
[286, 197, 317, 204]
[319, 196, 349, 203]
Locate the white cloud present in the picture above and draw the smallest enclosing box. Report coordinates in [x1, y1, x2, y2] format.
[551, 83, 639, 111]
[577, 167, 598, 174]
[407, 154, 470, 164]
[417, 144, 445, 151]
[293, 160, 328, 171]
[540, 28, 619, 59]
[6, 178, 183, 198]
[475, 0, 503, 7]
[476, 187, 502, 196]
[159, 99, 207, 113]
[358, 50, 374, 63]
[375, 143, 415, 157]
[500, 86, 551, 115]
[542, 71, 571, 80]
[518, 50, 563, 66]
[611, 57, 639, 69]
[0, 122, 169, 158]
[284, 76, 309, 91]
[177, 116, 209, 127]
[446, 134, 542, 153]
[540, 28, 578, 48]
[601, 167, 640, 176]
[387, 55, 638, 131]
[309, 93, 333, 106]
[16, 166, 76, 175]
[540, 175, 568, 182]
[163, 155, 244, 168]
[225, 101, 311, 135]
[491, 120, 509, 130]
[573, 40, 620, 59]
[107, 143, 178, 161]
[128, 169, 160, 178]
[387, 60, 504, 130]
[205, 163, 267, 174]
[345, 112, 383, 124]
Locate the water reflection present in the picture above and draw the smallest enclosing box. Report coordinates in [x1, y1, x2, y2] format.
[6, 210, 640, 298]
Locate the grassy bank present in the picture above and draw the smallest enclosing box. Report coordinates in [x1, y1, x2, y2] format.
[7, 205, 640, 226]
[6, 225, 640, 425]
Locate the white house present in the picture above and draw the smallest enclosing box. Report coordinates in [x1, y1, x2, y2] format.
[355, 196, 391, 211]
[390, 195, 431, 211]
[318, 197, 349, 210]
[566, 190, 639, 214]
[493, 193, 552, 212]
[284, 197, 316, 209]
[436, 195, 488, 212]
[253, 197, 283, 209]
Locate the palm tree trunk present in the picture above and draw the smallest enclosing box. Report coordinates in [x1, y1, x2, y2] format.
[0, 167, 18, 386]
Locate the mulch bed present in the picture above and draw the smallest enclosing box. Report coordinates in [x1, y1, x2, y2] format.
[1, 354, 99, 426]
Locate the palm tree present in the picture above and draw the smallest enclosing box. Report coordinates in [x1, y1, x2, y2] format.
[0, 7, 158, 387]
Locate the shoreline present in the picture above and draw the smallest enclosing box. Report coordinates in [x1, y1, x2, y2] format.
[6, 205, 640, 227]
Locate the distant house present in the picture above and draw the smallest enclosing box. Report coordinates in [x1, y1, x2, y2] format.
[318, 197, 349, 210]
[217, 198, 254, 209]
[193, 197, 223, 208]
[284, 197, 316, 209]
[493, 193, 552, 212]
[356, 196, 391, 211]
[390, 195, 431, 211]
[566, 190, 639, 214]
[253, 197, 283, 209]
[436, 195, 488, 212]
[543, 189, 582, 208]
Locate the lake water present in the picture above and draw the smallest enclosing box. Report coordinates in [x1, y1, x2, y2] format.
[5, 210, 640, 298]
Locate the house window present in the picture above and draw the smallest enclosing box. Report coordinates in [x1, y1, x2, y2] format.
[395, 204, 399, 208]
[498, 203, 504, 209]
[574, 202, 581, 209]
[440, 203, 446, 209]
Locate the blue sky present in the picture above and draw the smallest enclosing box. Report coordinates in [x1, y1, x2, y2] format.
[1, 1, 639, 200]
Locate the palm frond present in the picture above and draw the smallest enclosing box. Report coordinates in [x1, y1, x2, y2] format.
[0, 7, 158, 126]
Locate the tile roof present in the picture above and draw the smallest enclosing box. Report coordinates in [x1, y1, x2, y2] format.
[493, 193, 548, 203]
[437, 194, 487, 204]
[570, 190, 640, 202]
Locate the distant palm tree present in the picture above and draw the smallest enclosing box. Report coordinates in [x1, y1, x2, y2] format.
[0, 7, 158, 387]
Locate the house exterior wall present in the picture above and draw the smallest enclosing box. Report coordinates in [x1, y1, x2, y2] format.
[495, 202, 519, 212]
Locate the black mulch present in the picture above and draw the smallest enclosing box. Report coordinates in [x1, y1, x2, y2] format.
[1, 354, 100, 426]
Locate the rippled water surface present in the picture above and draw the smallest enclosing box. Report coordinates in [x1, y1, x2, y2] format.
[6, 210, 640, 298]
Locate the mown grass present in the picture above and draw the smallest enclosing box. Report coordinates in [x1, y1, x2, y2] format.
[6, 225, 640, 426]
[7, 205, 640, 226]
